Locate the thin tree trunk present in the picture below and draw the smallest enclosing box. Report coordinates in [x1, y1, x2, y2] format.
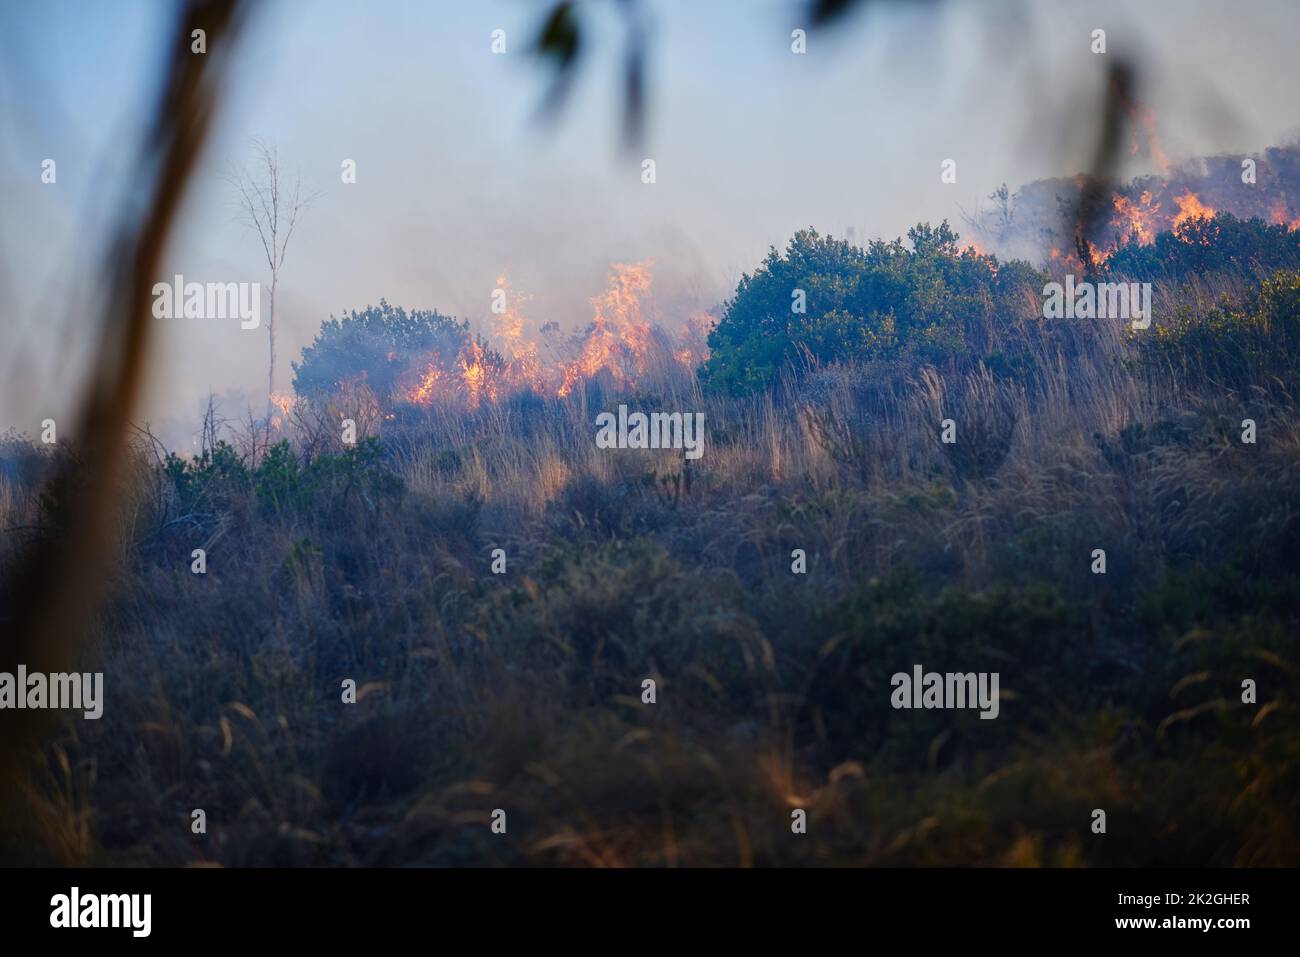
[267, 272, 278, 412]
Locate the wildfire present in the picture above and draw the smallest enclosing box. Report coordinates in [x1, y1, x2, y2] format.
[407, 363, 443, 406]
[1009, 146, 1300, 271]
[492, 273, 546, 394]
[673, 311, 714, 370]
[1120, 95, 1172, 175]
[459, 339, 499, 410]
[269, 391, 297, 430]
[1069, 188, 1217, 268]
[1171, 191, 1216, 233]
[557, 262, 655, 398]
[1265, 198, 1300, 232]
[270, 392, 296, 417]
[1111, 191, 1161, 246]
[396, 261, 706, 410]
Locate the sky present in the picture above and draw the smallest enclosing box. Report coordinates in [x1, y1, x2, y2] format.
[2, 0, 1299, 448]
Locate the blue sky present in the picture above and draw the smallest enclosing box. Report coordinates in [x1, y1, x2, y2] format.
[3, 0, 1299, 444]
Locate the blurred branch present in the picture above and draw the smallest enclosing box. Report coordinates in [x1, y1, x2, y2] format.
[1073, 59, 1135, 277]
[0, 0, 248, 861]
[531, 0, 649, 154]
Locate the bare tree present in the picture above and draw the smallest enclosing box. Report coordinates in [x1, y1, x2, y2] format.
[228, 141, 316, 412]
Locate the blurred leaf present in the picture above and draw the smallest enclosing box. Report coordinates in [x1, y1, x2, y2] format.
[534, 1, 580, 67]
[810, 0, 861, 27]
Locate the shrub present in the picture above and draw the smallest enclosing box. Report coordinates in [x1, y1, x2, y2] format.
[469, 538, 771, 712]
[291, 300, 472, 402]
[1107, 213, 1300, 282]
[1138, 269, 1300, 390]
[702, 224, 1043, 395]
[802, 571, 1088, 767]
[163, 437, 403, 524]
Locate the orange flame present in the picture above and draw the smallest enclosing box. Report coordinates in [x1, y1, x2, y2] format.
[558, 262, 655, 398]
[459, 339, 500, 410]
[406, 363, 443, 406]
[1121, 97, 1172, 175]
[1264, 198, 1300, 231]
[393, 260, 704, 410]
[1171, 191, 1215, 233]
[1111, 190, 1161, 246]
[493, 274, 546, 394]
[269, 391, 296, 430]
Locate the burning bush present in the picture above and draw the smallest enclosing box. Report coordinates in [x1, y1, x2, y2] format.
[1106, 212, 1300, 282]
[291, 265, 709, 415]
[291, 300, 473, 404]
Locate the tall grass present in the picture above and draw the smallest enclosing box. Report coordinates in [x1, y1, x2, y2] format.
[2, 271, 1298, 866]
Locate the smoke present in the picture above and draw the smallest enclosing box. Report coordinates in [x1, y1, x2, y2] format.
[3, 0, 1300, 449]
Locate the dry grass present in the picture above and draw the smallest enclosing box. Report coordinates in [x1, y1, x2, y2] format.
[2, 274, 1299, 867]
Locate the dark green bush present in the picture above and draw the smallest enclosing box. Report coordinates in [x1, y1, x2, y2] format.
[702, 223, 1043, 395]
[1107, 213, 1300, 282]
[1138, 269, 1300, 391]
[470, 538, 771, 712]
[164, 437, 403, 522]
[805, 572, 1085, 767]
[291, 299, 473, 401]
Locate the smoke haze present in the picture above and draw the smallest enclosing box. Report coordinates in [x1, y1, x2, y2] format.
[2, 0, 1298, 447]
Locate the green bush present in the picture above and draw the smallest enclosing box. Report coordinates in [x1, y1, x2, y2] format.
[1138, 269, 1300, 389]
[469, 538, 771, 713]
[805, 572, 1084, 767]
[1107, 213, 1300, 282]
[702, 223, 1043, 395]
[164, 437, 403, 521]
[291, 299, 474, 402]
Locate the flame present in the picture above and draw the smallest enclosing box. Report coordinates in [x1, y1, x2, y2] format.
[391, 260, 704, 410]
[459, 339, 501, 410]
[557, 262, 655, 398]
[1078, 187, 1216, 266]
[1111, 191, 1161, 246]
[268, 391, 297, 430]
[673, 311, 713, 370]
[1264, 199, 1300, 231]
[1120, 96, 1171, 175]
[1171, 191, 1215, 232]
[407, 362, 444, 406]
[270, 392, 296, 417]
[492, 274, 546, 394]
